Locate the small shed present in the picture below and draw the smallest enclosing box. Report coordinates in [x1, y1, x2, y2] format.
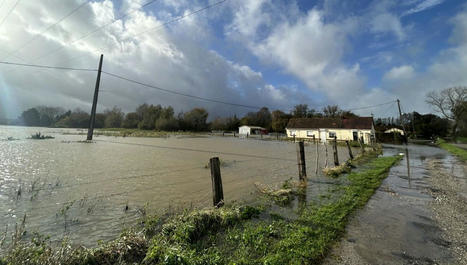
[239, 125, 267, 135]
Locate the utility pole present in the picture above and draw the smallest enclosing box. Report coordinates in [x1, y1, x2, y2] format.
[87, 54, 103, 141]
[396, 99, 408, 144]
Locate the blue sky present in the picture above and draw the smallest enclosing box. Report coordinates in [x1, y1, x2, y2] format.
[0, 0, 467, 119]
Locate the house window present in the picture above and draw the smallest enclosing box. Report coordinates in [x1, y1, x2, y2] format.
[306, 131, 313, 137]
[329, 131, 336, 138]
[290, 130, 296, 136]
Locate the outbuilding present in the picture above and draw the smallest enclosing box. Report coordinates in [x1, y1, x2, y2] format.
[239, 125, 267, 136]
[286, 117, 375, 144]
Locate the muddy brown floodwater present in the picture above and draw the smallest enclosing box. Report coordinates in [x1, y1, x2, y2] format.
[0, 125, 359, 247]
[324, 144, 467, 265]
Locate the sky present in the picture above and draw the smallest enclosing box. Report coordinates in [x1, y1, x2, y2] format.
[0, 0, 466, 120]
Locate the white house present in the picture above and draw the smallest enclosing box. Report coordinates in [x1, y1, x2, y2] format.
[239, 125, 267, 136]
[286, 117, 375, 144]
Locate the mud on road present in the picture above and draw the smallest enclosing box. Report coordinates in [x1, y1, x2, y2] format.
[324, 144, 467, 265]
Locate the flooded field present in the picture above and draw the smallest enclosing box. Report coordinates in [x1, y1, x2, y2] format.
[0, 125, 360, 246]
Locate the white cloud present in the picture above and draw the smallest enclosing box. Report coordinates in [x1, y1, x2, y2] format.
[383, 65, 415, 80]
[0, 0, 302, 119]
[404, 0, 445, 16]
[370, 12, 405, 40]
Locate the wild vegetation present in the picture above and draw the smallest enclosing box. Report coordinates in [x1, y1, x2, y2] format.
[0, 155, 401, 265]
[437, 139, 467, 161]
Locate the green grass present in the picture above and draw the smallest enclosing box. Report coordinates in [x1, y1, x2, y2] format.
[0, 156, 402, 265]
[438, 139, 467, 161]
[456, 137, 467, 144]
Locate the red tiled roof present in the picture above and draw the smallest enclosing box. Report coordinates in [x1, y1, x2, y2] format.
[287, 117, 373, 130]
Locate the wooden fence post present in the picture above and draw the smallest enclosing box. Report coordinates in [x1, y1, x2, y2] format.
[315, 140, 319, 174]
[296, 141, 306, 181]
[359, 136, 365, 153]
[346, 140, 354, 160]
[210, 157, 224, 207]
[332, 135, 339, 166]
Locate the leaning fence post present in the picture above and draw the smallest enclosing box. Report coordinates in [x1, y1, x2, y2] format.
[315, 140, 319, 175]
[210, 157, 224, 207]
[296, 141, 307, 181]
[359, 136, 365, 153]
[333, 135, 339, 166]
[346, 140, 354, 160]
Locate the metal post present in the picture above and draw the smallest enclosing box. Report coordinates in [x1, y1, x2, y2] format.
[87, 54, 103, 141]
[210, 157, 224, 207]
[296, 141, 306, 181]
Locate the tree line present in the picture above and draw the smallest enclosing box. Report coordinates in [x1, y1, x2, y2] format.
[8, 103, 359, 132]
[5, 88, 464, 140]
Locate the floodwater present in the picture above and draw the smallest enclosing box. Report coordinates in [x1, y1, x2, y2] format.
[325, 144, 467, 265]
[0, 125, 359, 246]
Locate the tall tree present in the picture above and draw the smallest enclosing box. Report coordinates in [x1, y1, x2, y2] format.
[426, 87, 467, 139]
[271, 110, 289, 132]
[292, 104, 309, 118]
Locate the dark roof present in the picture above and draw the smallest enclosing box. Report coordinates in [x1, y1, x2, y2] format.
[287, 117, 373, 130]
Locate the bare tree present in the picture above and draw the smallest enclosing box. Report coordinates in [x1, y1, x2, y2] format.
[426, 86, 467, 139]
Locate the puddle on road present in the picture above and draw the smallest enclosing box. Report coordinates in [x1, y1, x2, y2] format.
[325, 144, 463, 265]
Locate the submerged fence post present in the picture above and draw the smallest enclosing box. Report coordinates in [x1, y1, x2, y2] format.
[333, 135, 339, 166]
[210, 157, 224, 207]
[359, 136, 365, 153]
[315, 140, 319, 175]
[296, 141, 306, 181]
[346, 140, 354, 160]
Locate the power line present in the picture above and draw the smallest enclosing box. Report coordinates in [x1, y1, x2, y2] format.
[0, 0, 20, 28]
[347, 100, 396, 112]
[0, 60, 97, 71]
[1, 0, 91, 61]
[101, 70, 263, 110]
[30, 0, 162, 64]
[132, 0, 228, 38]
[46, 0, 229, 68]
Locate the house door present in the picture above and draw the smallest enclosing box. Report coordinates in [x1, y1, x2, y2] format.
[319, 130, 327, 143]
[353, 131, 358, 141]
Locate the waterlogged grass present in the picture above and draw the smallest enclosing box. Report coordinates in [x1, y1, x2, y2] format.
[438, 139, 467, 161]
[0, 156, 401, 265]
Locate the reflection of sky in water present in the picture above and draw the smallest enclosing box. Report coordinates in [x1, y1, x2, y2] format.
[0, 75, 19, 119]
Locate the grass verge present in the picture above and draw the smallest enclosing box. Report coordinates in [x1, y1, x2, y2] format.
[0, 156, 401, 265]
[437, 139, 467, 161]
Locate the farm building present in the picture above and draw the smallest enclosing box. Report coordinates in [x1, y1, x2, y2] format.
[239, 125, 268, 136]
[286, 117, 375, 144]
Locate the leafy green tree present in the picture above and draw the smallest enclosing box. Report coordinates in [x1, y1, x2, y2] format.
[122, 112, 140, 128]
[292, 104, 309, 118]
[271, 110, 289, 132]
[183, 108, 208, 131]
[20, 108, 41, 126]
[104, 107, 124, 128]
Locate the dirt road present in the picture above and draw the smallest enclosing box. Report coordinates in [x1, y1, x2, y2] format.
[324, 144, 467, 265]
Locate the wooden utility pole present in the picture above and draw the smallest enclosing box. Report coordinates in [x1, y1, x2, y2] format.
[332, 135, 339, 166]
[296, 141, 306, 181]
[210, 157, 224, 207]
[346, 140, 353, 160]
[396, 99, 408, 144]
[87, 54, 104, 141]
